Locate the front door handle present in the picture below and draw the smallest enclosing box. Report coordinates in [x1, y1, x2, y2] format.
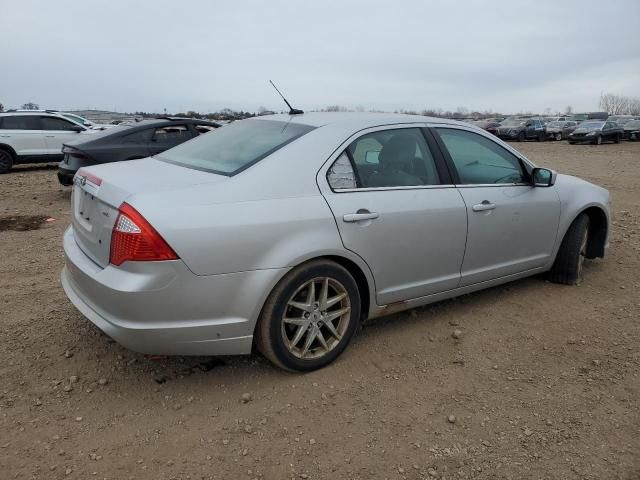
[45, 135, 55, 138]
[343, 210, 379, 222]
[472, 201, 496, 212]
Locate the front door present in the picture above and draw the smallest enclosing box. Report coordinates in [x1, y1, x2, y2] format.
[0, 115, 48, 157]
[40, 116, 85, 156]
[433, 126, 560, 286]
[320, 126, 468, 305]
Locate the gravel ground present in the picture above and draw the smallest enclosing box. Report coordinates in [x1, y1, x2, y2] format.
[1, 141, 639, 480]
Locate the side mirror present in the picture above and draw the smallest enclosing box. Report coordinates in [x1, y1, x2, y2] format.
[70, 125, 84, 133]
[532, 167, 556, 187]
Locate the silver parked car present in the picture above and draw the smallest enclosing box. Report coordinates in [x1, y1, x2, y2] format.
[61, 113, 610, 371]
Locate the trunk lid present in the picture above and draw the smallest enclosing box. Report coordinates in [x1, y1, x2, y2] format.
[71, 158, 225, 267]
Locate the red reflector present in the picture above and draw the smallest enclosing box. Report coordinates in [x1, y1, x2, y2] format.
[109, 203, 178, 266]
[76, 168, 103, 186]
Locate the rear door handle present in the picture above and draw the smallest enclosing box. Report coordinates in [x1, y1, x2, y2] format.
[472, 201, 496, 212]
[343, 211, 379, 222]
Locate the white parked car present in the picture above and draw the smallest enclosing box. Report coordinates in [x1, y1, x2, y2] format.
[0, 111, 97, 173]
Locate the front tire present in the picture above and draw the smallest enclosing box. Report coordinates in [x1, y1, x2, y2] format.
[255, 260, 361, 372]
[555, 133, 562, 141]
[517, 131, 525, 142]
[548, 214, 590, 285]
[0, 149, 14, 173]
[614, 134, 620, 144]
[595, 135, 602, 145]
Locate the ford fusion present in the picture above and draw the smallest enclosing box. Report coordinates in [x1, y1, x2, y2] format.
[61, 113, 610, 371]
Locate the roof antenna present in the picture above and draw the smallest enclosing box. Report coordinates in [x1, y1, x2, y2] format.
[269, 80, 304, 115]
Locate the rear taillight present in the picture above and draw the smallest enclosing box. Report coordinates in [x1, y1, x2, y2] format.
[109, 203, 178, 266]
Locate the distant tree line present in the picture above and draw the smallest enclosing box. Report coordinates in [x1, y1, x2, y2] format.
[599, 93, 640, 115]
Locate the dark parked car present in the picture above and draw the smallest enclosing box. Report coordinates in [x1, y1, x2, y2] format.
[545, 120, 579, 141]
[495, 117, 546, 141]
[622, 119, 640, 141]
[58, 118, 219, 185]
[568, 120, 623, 145]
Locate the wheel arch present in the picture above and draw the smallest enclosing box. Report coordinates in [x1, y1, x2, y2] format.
[580, 206, 608, 258]
[0, 143, 17, 158]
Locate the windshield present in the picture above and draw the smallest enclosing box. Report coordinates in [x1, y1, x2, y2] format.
[63, 113, 91, 126]
[157, 119, 315, 176]
[501, 118, 524, 127]
[579, 121, 604, 130]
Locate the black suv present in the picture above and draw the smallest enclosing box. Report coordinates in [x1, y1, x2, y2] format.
[495, 117, 546, 141]
[58, 118, 219, 185]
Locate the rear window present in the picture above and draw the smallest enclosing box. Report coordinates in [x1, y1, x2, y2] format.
[156, 119, 315, 175]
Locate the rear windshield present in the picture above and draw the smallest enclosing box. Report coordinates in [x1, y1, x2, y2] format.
[156, 119, 315, 175]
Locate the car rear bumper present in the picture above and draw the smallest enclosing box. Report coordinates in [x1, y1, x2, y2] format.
[61, 226, 287, 356]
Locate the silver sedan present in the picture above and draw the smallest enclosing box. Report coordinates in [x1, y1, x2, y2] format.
[61, 113, 610, 371]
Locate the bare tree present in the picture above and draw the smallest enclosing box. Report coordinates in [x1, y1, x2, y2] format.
[564, 105, 573, 115]
[0, 103, 4, 112]
[628, 98, 640, 115]
[21, 102, 39, 110]
[599, 93, 630, 114]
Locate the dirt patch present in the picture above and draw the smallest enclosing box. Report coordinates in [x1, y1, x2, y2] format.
[0, 214, 48, 231]
[0, 142, 639, 480]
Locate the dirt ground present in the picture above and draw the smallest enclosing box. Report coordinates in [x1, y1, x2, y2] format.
[1, 141, 639, 480]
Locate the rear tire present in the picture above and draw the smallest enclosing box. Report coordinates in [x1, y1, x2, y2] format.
[517, 131, 525, 142]
[0, 149, 14, 173]
[255, 260, 361, 372]
[555, 133, 562, 141]
[548, 214, 590, 285]
[614, 134, 620, 144]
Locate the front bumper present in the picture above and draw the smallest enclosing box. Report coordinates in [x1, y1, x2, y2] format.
[61, 227, 287, 356]
[568, 135, 596, 143]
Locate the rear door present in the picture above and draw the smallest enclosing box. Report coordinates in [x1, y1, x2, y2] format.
[432, 126, 560, 286]
[0, 115, 47, 156]
[148, 124, 194, 155]
[40, 116, 85, 155]
[319, 125, 468, 305]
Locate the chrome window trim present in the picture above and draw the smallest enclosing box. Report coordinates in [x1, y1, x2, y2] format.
[333, 184, 456, 193]
[454, 183, 532, 188]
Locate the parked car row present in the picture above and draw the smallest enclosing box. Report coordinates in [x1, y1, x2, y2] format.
[0, 110, 219, 177]
[472, 113, 640, 145]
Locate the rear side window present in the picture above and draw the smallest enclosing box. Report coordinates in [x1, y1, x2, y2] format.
[435, 128, 526, 185]
[0, 115, 41, 130]
[41, 116, 80, 131]
[194, 124, 217, 134]
[152, 124, 192, 143]
[157, 120, 315, 175]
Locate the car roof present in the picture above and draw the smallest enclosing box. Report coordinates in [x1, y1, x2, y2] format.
[255, 112, 470, 129]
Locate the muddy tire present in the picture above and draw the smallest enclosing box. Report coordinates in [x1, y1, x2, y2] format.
[0, 149, 14, 174]
[548, 214, 590, 285]
[255, 260, 361, 372]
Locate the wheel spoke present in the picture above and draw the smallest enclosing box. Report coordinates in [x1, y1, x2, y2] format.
[306, 280, 316, 306]
[301, 325, 317, 357]
[289, 324, 308, 348]
[319, 278, 329, 311]
[322, 318, 342, 341]
[288, 300, 312, 313]
[316, 329, 329, 351]
[324, 307, 350, 323]
[283, 317, 307, 326]
[325, 292, 346, 309]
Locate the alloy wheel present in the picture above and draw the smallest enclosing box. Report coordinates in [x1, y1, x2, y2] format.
[281, 277, 351, 360]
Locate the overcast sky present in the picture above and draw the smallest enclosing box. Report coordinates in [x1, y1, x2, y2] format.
[1, 0, 639, 114]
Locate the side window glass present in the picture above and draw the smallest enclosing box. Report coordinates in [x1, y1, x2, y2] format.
[152, 124, 191, 143]
[194, 124, 217, 135]
[0, 115, 41, 130]
[122, 129, 153, 144]
[345, 128, 439, 188]
[436, 128, 526, 185]
[41, 117, 78, 131]
[327, 152, 356, 190]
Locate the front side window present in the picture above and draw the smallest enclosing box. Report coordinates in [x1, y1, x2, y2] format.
[0, 115, 41, 130]
[333, 128, 440, 188]
[157, 119, 315, 175]
[435, 128, 526, 185]
[41, 116, 79, 131]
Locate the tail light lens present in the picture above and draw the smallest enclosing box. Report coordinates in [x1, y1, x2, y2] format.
[109, 203, 178, 266]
